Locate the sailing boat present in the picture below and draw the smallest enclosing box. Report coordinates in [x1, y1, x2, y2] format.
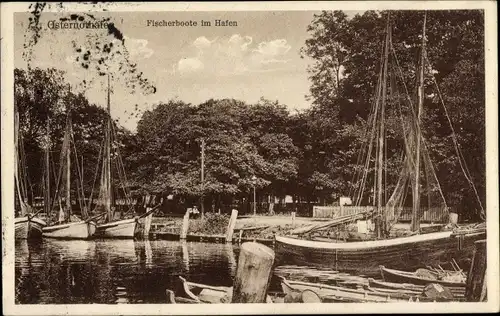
[94, 76, 157, 239]
[275, 12, 486, 275]
[14, 103, 46, 239]
[42, 102, 97, 239]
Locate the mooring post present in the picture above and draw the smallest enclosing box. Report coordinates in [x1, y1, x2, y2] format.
[232, 242, 275, 303]
[465, 239, 487, 301]
[180, 209, 190, 240]
[143, 207, 153, 239]
[225, 209, 238, 243]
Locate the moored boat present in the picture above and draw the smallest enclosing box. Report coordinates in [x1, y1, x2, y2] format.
[275, 230, 485, 276]
[367, 278, 465, 299]
[15, 216, 46, 239]
[94, 76, 159, 239]
[42, 220, 96, 239]
[42, 100, 97, 240]
[275, 12, 486, 275]
[379, 265, 466, 287]
[14, 101, 46, 239]
[173, 276, 278, 303]
[95, 207, 157, 239]
[95, 218, 136, 238]
[279, 276, 426, 302]
[177, 276, 233, 303]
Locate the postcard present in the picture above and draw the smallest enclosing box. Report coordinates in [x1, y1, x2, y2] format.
[1, 1, 498, 315]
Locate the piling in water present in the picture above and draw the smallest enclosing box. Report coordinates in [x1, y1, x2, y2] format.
[232, 242, 275, 303]
[225, 209, 238, 243]
[465, 239, 486, 301]
[180, 210, 190, 240]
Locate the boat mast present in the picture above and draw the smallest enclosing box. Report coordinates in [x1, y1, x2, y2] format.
[14, 105, 24, 216]
[376, 13, 391, 238]
[66, 105, 72, 220]
[44, 118, 51, 220]
[410, 12, 426, 232]
[105, 74, 113, 222]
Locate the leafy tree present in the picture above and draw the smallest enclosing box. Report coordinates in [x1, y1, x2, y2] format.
[301, 10, 485, 219]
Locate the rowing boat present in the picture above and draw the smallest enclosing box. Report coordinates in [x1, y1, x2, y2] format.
[379, 265, 466, 287]
[177, 276, 232, 303]
[367, 278, 465, 299]
[173, 276, 277, 303]
[279, 276, 429, 302]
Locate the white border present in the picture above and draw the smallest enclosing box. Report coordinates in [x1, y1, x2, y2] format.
[1, 1, 498, 315]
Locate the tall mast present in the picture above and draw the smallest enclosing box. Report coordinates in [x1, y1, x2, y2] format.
[66, 105, 72, 219]
[411, 12, 426, 232]
[14, 105, 25, 216]
[376, 13, 391, 238]
[105, 74, 113, 221]
[200, 138, 205, 218]
[44, 118, 51, 219]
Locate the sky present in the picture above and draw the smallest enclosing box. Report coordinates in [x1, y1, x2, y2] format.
[14, 11, 362, 131]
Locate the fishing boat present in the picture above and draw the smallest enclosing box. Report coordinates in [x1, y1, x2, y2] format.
[42, 102, 97, 239]
[275, 229, 484, 275]
[380, 265, 466, 287]
[94, 76, 157, 239]
[15, 216, 46, 240]
[275, 12, 486, 275]
[14, 102, 46, 239]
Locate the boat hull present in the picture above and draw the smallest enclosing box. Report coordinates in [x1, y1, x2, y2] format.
[42, 220, 96, 239]
[15, 216, 46, 239]
[275, 231, 485, 276]
[95, 218, 137, 238]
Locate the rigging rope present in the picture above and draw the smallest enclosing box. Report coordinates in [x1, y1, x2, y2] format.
[70, 129, 88, 218]
[88, 137, 104, 212]
[386, 39, 449, 224]
[424, 53, 486, 220]
[352, 41, 386, 205]
[110, 122, 134, 214]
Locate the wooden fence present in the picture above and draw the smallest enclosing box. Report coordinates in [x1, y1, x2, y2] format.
[312, 206, 451, 223]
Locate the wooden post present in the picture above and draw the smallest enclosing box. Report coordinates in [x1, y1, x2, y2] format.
[465, 239, 487, 301]
[480, 268, 487, 302]
[238, 229, 243, 244]
[142, 207, 153, 239]
[180, 209, 190, 240]
[225, 209, 238, 243]
[232, 242, 275, 303]
[291, 211, 296, 226]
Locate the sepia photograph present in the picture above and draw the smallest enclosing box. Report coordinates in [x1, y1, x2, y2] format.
[1, 1, 498, 315]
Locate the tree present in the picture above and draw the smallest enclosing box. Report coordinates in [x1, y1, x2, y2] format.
[301, 10, 485, 219]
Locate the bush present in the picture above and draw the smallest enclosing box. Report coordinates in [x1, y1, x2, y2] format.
[188, 213, 230, 235]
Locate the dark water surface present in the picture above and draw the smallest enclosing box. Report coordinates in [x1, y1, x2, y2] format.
[15, 239, 263, 304]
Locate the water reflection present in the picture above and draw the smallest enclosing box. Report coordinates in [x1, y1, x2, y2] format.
[15, 239, 238, 304]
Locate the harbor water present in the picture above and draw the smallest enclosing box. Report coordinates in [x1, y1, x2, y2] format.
[15, 239, 259, 304]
